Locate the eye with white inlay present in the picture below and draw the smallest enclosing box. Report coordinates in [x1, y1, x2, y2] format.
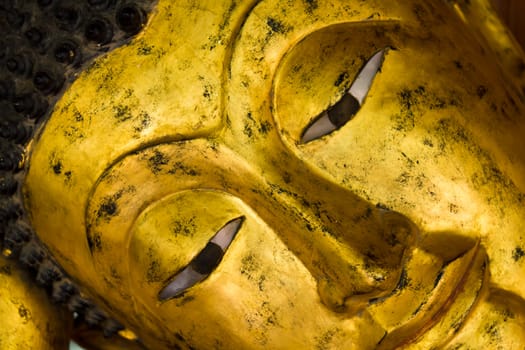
[158, 217, 244, 301]
[301, 48, 386, 143]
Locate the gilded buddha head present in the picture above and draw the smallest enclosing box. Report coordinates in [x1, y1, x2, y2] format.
[14, 0, 525, 348]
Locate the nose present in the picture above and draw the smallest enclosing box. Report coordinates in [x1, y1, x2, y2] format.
[248, 159, 418, 314]
[316, 207, 417, 314]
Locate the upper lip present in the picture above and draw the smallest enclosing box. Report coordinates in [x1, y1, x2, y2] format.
[365, 239, 486, 348]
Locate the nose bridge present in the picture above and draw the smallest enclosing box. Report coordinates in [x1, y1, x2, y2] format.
[249, 154, 417, 313]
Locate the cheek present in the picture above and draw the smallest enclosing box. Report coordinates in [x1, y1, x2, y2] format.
[144, 222, 386, 350]
[288, 44, 505, 235]
[136, 218, 316, 348]
[303, 114, 484, 235]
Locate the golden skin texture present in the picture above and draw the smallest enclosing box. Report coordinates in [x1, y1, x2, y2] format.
[0, 255, 72, 349]
[21, 0, 525, 348]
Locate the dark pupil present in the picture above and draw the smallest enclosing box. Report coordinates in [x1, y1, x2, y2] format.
[327, 93, 360, 128]
[191, 242, 224, 275]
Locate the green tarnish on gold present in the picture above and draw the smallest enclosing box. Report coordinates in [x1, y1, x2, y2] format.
[22, 0, 525, 349]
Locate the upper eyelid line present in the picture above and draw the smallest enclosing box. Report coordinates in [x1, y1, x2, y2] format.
[348, 47, 387, 105]
[158, 216, 245, 301]
[300, 47, 388, 143]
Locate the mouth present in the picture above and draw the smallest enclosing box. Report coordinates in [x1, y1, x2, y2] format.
[366, 237, 487, 349]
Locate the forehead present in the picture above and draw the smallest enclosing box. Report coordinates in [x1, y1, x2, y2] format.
[29, 0, 437, 176]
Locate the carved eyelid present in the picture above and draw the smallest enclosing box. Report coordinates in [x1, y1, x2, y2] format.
[301, 48, 386, 143]
[158, 216, 245, 301]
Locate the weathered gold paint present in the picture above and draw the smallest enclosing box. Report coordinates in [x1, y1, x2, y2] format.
[21, 0, 525, 348]
[0, 255, 71, 349]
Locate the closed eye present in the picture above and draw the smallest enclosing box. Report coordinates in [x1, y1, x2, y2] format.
[158, 216, 244, 301]
[301, 48, 386, 143]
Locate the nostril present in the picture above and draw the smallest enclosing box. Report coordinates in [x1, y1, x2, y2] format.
[385, 222, 411, 246]
[378, 209, 418, 246]
[317, 273, 400, 315]
[316, 209, 418, 315]
[374, 210, 418, 266]
[317, 278, 353, 313]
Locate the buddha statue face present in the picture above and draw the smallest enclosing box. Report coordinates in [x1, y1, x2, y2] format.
[23, 0, 525, 348]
